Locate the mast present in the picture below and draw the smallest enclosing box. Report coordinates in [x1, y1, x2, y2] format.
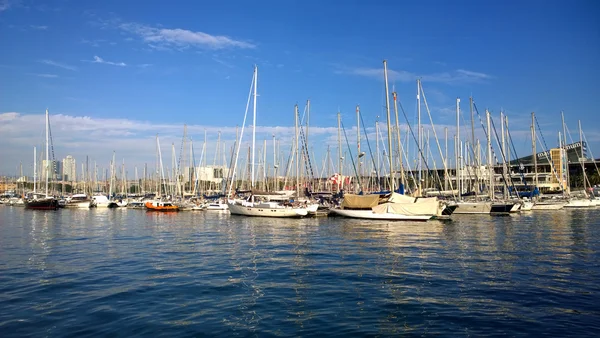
[356, 105, 361, 190]
[295, 104, 300, 196]
[579, 119, 586, 193]
[416, 79, 421, 195]
[273, 133, 277, 191]
[45, 109, 49, 197]
[337, 111, 342, 191]
[392, 92, 405, 189]
[561, 111, 569, 193]
[444, 127, 448, 191]
[486, 110, 493, 200]
[33, 146, 37, 194]
[263, 139, 267, 191]
[456, 99, 461, 200]
[109, 151, 115, 199]
[501, 111, 507, 199]
[251, 65, 258, 188]
[383, 60, 394, 192]
[375, 119, 379, 189]
[532, 112, 538, 189]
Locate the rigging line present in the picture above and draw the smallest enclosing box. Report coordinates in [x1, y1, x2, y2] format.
[359, 111, 381, 190]
[565, 124, 593, 189]
[47, 114, 58, 177]
[582, 130, 600, 181]
[397, 96, 442, 191]
[505, 121, 530, 189]
[533, 115, 566, 194]
[340, 120, 361, 189]
[419, 84, 455, 196]
[489, 115, 520, 197]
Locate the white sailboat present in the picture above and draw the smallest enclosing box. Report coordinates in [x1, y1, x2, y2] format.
[227, 65, 310, 218]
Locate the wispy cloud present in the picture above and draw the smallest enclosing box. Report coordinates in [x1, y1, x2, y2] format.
[83, 55, 126, 67]
[116, 20, 256, 50]
[28, 73, 58, 78]
[30, 25, 48, 30]
[335, 65, 493, 84]
[0, 0, 13, 12]
[137, 63, 152, 68]
[212, 57, 234, 68]
[39, 59, 77, 71]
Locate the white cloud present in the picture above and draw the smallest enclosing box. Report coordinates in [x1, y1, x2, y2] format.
[335, 65, 493, 84]
[29, 73, 58, 78]
[39, 59, 77, 71]
[1, 110, 569, 176]
[30, 25, 48, 30]
[0, 112, 338, 175]
[83, 55, 126, 67]
[118, 21, 256, 50]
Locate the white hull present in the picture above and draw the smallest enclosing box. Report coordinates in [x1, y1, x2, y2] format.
[564, 199, 593, 208]
[520, 201, 534, 211]
[329, 208, 432, 221]
[228, 202, 307, 217]
[510, 203, 521, 213]
[531, 202, 566, 210]
[453, 201, 492, 214]
[74, 201, 92, 208]
[206, 203, 229, 210]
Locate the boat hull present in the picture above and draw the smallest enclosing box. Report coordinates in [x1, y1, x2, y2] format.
[145, 201, 179, 211]
[25, 199, 58, 210]
[329, 208, 431, 221]
[454, 201, 492, 214]
[228, 202, 307, 217]
[531, 202, 565, 210]
[564, 199, 593, 208]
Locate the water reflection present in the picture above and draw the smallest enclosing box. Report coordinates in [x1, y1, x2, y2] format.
[0, 206, 599, 336]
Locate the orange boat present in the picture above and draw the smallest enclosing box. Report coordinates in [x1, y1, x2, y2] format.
[145, 201, 180, 211]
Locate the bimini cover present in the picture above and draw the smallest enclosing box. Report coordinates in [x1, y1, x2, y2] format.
[372, 200, 438, 216]
[341, 194, 380, 209]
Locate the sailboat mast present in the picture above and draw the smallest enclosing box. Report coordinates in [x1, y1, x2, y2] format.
[45, 109, 49, 196]
[273, 133, 277, 191]
[444, 128, 448, 191]
[383, 60, 394, 192]
[579, 119, 585, 192]
[356, 105, 361, 188]
[295, 104, 300, 196]
[337, 111, 342, 191]
[561, 111, 569, 193]
[456, 98, 461, 199]
[501, 111, 507, 199]
[33, 146, 37, 194]
[393, 92, 405, 188]
[532, 112, 538, 189]
[251, 65, 258, 189]
[486, 110, 493, 200]
[416, 79, 421, 195]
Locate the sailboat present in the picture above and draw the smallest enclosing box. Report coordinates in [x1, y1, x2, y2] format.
[227, 65, 309, 218]
[329, 60, 443, 221]
[25, 109, 59, 210]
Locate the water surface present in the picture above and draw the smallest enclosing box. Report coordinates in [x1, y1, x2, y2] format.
[1, 207, 599, 336]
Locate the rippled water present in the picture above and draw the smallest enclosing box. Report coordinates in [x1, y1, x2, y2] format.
[1, 206, 599, 337]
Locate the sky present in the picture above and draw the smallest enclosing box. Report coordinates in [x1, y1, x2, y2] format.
[1, 0, 599, 178]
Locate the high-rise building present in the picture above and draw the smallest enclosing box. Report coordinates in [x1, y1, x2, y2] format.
[41, 160, 62, 181]
[63, 155, 76, 182]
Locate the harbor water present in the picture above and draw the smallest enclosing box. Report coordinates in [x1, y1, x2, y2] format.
[1, 206, 599, 336]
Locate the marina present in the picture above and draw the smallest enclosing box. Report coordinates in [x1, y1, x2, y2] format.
[1, 1, 599, 336]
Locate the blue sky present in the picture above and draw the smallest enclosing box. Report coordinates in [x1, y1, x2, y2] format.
[1, 0, 599, 178]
